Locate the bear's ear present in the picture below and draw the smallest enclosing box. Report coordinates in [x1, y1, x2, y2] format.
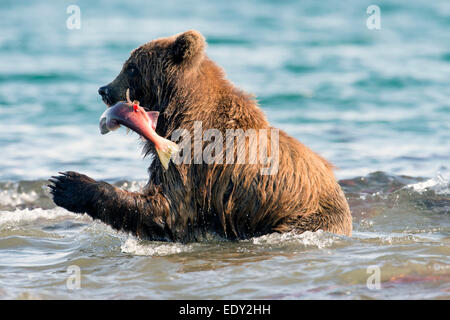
[172, 30, 205, 65]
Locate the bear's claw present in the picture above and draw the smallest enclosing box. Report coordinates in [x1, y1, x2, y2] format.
[49, 171, 97, 213]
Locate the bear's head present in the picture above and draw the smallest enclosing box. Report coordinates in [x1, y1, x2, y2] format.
[98, 30, 206, 112]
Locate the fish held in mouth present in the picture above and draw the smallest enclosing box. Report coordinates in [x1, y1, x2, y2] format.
[99, 99, 179, 170]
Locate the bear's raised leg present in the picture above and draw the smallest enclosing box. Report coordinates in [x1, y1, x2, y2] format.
[49, 171, 171, 241]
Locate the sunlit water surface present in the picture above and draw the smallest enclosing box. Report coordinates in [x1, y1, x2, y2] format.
[0, 0, 449, 299]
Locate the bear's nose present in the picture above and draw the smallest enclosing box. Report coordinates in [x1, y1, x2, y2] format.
[98, 86, 109, 97]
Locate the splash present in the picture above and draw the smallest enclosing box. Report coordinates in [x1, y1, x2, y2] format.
[250, 230, 339, 249]
[0, 207, 88, 227]
[120, 237, 193, 256]
[404, 173, 450, 195]
[116, 180, 147, 192]
[0, 189, 38, 207]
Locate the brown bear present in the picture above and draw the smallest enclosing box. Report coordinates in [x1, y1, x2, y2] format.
[49, 30, 352, 242]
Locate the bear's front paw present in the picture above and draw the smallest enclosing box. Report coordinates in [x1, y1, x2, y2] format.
[49, 171, 97, 213]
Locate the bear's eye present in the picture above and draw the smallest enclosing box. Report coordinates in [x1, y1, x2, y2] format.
[126, 64, 138, 76]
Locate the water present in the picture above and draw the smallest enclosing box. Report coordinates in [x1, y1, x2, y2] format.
[0, 0, 449, 299]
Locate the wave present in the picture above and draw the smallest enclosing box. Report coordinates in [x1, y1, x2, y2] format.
[1, 171, 447, 209]
[340, 171, 449, 218]
[0, 207, 88, 228]
[405, 173, 449, 195]
[0, 180, 147, 211]
[121, 237, 194, 256]
[0, 172, 448, 222]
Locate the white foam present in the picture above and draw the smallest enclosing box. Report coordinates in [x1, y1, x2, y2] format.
[121, 230, 339, 255]
[251, 230, 336, 249]
[0, 189, 38, 207]
[120, 237, 193, 256]
[119, 181, 147, 192]
[0, 207, 88, 227]
[405, 173, 450, 195]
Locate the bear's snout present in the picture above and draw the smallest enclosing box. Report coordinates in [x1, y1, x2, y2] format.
[98, 85, 113, 106]
[98, 85, 109, 98]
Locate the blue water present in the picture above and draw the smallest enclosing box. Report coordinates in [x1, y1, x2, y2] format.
[0, 0, 448, 181]
[0, 0, 449, 299]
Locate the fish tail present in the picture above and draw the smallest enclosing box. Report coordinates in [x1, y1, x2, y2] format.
[156, 141, 179, 170]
